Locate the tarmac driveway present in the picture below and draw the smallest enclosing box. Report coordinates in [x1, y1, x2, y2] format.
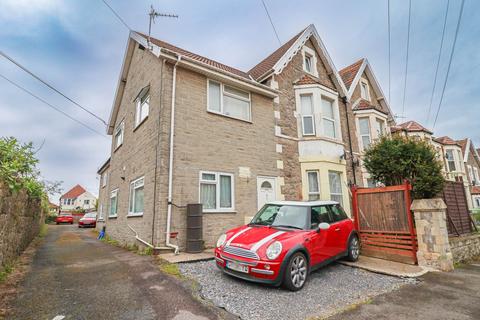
[7, 225, 225, 320]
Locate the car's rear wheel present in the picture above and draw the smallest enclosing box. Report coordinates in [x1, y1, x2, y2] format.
[283, 252, 308, 291]
[346, 235, 360, 262]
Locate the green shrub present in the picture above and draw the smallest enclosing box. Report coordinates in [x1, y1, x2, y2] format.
[364, 135, 445, 199]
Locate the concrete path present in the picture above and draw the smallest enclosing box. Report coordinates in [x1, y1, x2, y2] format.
[7, 225, 226, 320]
[330, 261, 480, 320]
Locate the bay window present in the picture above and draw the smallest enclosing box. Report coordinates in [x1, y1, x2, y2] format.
[445, 150, 456, 172]
[300, 94, 315, 136]
[207, 80, 251, 121]
[128, 176, 144, 216]
[199, 171, 234, 211]
[359, 117, 371, 150]
[307, 171, 320, 200]
[321, 97, 336, 138]
[328, 171, 343, 205]
[375, 118, 385, 137]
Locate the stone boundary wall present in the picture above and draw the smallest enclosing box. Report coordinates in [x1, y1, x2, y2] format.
[450, 233, 480, 264]
[0, 183, 44, 267]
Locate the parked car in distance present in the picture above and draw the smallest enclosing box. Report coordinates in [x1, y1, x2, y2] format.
[56, 213, 74, 225]
[78, 212, 97, 228]
[215, 201, 359, 291]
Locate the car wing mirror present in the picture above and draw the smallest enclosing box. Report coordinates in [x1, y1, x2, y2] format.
[318, 222, 330, 231]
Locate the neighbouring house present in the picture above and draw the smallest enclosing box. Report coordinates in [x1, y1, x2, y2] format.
[339, 58, 396, 187]
[59, 184, 97, 212]
[48, 202, 59, 215]
[457, 138, 480, 209]
[96, 24, 375, 251]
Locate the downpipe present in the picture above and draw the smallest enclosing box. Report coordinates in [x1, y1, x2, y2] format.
[127, 224, 170, 250]
[166, 55, 182, 255]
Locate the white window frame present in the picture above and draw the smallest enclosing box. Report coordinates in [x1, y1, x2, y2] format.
[445, 149, 456, 172]
[109, 189, 118, 218]
[199, 171, 235, 212]
[375, 118, 386, 137]
[98, 204, 104, 220]
[301, 46, 318, 77]
[474, 167, 480, 185]
[207, 80, 251, 122]
[300, 94, 315, 136]
[128, 176, 145, 217]
[102, 172, 108, 188]
[360, 78, 370, 101]
[328, 171, 344, 206]
[135, 87, 150, 128]
[306, 170, 320, 201]
[358, 117, 372, 150]
[468, 165, 474, 183]
[321, 96, 337, 139]
[114, 121, 124, 149]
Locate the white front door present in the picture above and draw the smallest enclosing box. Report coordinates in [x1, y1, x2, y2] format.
[257, 177, 276, 210]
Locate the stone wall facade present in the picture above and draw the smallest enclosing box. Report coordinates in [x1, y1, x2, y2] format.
[0, 183, 44, 267]
[450, 233, 480, 264]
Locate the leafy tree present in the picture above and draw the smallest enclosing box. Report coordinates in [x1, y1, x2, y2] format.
[363, 135, 445, 199]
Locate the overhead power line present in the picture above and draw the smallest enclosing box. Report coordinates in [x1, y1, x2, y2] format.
[101, 0, 132, 31]
[0, 73, 108, 139]
[426, 0, 450, 125]
[433, 0, 466, 128]
[401, 0, 412, 118]
[387, 0, 391, 104]
[0, 51, 108, 126]
[261, 0, 281, 46]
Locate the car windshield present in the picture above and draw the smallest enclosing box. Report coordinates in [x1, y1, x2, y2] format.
[250, 204, 308, 230]
[60, 213, 71, 216]
[84, 213, 96, 218]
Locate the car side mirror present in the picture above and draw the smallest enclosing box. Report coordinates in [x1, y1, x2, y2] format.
[318, 222, 330, 231]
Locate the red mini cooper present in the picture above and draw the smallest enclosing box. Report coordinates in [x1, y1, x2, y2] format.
[214, 201, 359, 291]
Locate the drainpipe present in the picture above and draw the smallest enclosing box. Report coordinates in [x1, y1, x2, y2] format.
[166, 55, 181, 254]
[343, 96, 357, 185]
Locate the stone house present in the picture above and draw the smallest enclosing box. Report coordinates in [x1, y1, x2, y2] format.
[457, 138, 480, 209]
[96, 24, 373, 251]
[339, 58, 396, 187]
[59, 184, 97, 212]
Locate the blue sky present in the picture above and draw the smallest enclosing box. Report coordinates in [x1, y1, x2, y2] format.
[1, 0, 478, 202]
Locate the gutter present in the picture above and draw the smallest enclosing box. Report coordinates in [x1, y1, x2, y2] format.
[166, 55, 182, 254]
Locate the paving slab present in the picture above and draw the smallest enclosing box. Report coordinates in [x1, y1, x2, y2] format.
[158, 249, 214, 264]
[339, 255, 429, 277]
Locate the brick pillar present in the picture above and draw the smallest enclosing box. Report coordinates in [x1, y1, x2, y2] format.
[411, 198, 454, 271]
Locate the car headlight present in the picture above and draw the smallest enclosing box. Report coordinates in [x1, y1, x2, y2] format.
[216, 233, 227, 248]
[266, 241, 282, 260]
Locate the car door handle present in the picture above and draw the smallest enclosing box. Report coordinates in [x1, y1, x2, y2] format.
[334, 228, 340, 232]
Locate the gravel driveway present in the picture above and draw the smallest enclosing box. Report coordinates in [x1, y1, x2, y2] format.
[180, 260, 415, 320]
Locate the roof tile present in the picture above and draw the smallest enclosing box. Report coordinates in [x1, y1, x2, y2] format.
[434, 136, 459, 146]
[61, 184, 86, 199]
[339, 59, 364, 90]
[352, 99, 387, 115]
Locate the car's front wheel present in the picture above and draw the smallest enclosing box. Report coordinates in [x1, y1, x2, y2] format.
[283, 252, 308, 291]
[346, 235, 360, 262]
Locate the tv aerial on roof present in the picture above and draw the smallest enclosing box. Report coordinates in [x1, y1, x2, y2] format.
[147, 5, 178, 50]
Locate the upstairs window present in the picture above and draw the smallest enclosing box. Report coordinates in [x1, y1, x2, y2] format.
[360, 80, 370, 101]
[300, 94, 315, 136]
[208, 80, 251, 122]
[304, 54, 313, 73]
[114, 121, 124, 149]
[359, 117, 371, 150]
[321, 97, 336, 138]
[445, 150, 456, 172]
[102, 172, 108, 188]
[468, 165, 474, 183]
[302, 46, 318, 76]
[84, 200, 90, 205]
[135, 86, 150, 127]
[307, 171, 320, 201]
[474, 168, 480, 184]
[199, 171, 234, 211]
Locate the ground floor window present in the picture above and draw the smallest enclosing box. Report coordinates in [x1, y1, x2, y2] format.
[307, 171, 320, 201]
[99, 204, 104, 220]
[328, 171, 343, 205]
[129, 177, 145, 216]
[199, 171, 234, 211]
[110, 189, 118, 217]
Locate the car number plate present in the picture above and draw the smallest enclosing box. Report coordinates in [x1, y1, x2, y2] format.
[227, 261, 249, 273]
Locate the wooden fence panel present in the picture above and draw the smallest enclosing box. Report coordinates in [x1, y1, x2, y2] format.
[441, 181, 473, 236]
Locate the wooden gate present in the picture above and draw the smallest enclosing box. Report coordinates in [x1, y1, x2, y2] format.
[351, 181, 417, 264]
[441, 181, 475, 236]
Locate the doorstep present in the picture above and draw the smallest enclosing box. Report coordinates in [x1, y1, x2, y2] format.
[339, 255, 429, 278]
[158, 249, 214, 264]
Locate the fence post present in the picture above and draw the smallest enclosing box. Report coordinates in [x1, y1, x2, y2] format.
[351, 185, 359, 230]
[404, 180, 417, 263]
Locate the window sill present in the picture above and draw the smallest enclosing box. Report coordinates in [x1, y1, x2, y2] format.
[108, 215, 117, 219]
[207, 110, 252, 124]
[127, 213, 144, 218]
[97, 218, 105, 222]
[133, 117, 148, 132]
[301, 135, 344, 145]
[203, 209, 236, 214]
